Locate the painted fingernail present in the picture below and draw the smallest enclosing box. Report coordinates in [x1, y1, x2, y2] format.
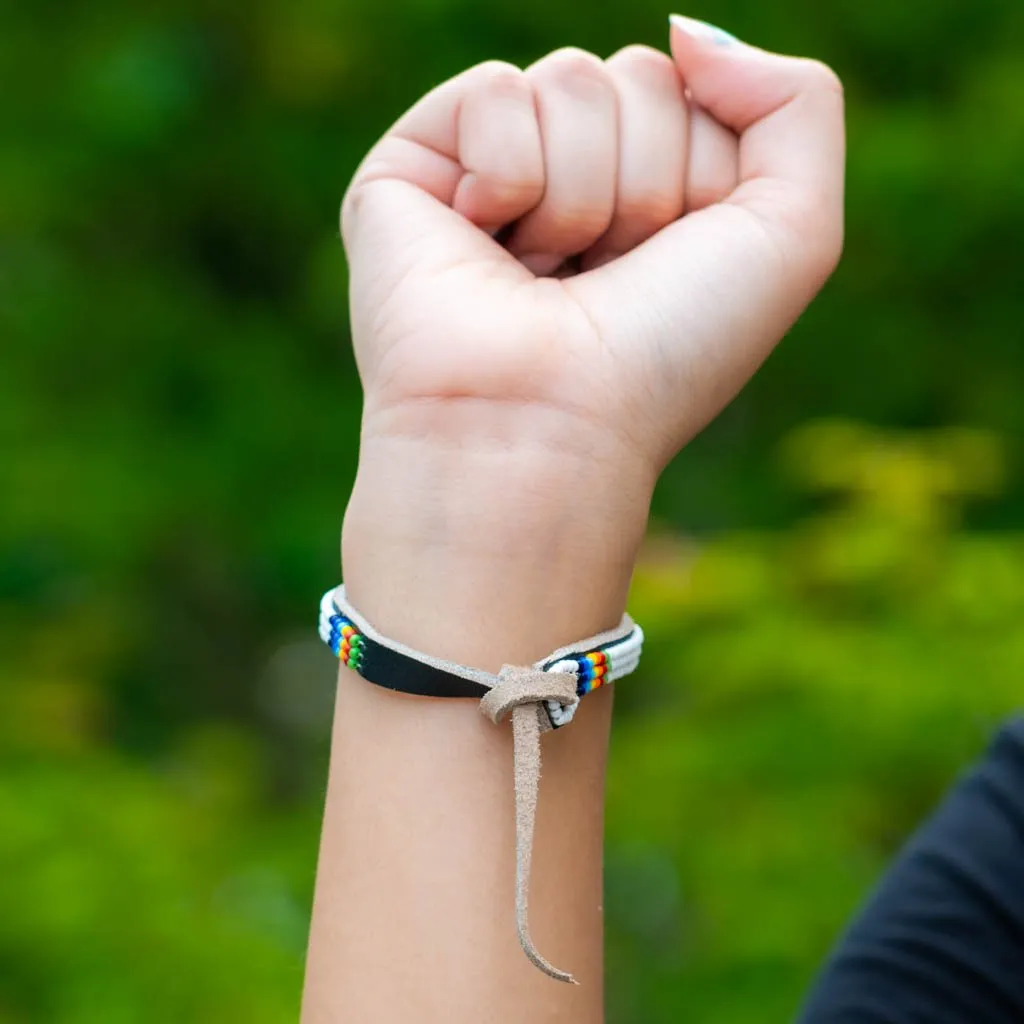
[669, 14, 739, 46]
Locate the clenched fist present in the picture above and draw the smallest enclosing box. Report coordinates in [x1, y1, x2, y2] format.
[340, 17, 844, 660]
[343, 17, 843, 465]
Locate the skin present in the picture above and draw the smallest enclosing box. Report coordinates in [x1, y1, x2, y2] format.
[301, 16, 845, 1023]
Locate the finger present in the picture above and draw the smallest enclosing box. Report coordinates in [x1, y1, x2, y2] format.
[571, 24, 845, 449]
[509, 49, 618, 276]
[342, 62, 538, 334]
[342, 61, 543, 242]
[685, 102, 739, 213]
[452, 70, 545, 232]
[668, 15, 845, 254]
[582, 45, 687, 270]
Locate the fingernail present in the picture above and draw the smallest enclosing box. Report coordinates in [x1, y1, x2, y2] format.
[669, 14, 739, 46]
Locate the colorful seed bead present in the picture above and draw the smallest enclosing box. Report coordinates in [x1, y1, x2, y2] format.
[327, 614, 365, 670]
[573, 648, 615, 695]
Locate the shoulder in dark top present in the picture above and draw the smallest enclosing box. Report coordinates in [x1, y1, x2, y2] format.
[797, 718, 1024, 1023]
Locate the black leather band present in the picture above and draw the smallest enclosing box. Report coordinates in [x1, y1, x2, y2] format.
[353, 637, 490, 700]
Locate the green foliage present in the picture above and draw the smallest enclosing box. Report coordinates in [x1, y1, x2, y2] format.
[5, 423, 1023, 1020]
[2, 0, 1023, 1018]
[608, 423, 1023, 1022]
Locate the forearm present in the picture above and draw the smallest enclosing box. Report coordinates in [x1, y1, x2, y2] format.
[301, 418, 654, 1023]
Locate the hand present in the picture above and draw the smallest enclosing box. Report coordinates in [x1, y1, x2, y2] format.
[342, 18, 844, 477]
[338, 19, 844, 659]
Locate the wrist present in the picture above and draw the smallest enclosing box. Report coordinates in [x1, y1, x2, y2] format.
[340, 404, 655, 670]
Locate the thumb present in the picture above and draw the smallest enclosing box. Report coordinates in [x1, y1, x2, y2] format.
[572, 19, 845, 447]
[341, 62, 543, 308]
[667, 14, 846, 242]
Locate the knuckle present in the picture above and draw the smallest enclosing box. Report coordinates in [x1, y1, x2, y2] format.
[547, 46, 603, 70]
[472, 59, 527, 95]
[472, 59, 522, 81]
[607, 45, 676, 81]
[532, 47, 611, 91]
[799, 58, 844, 98]
[608, 43, 663, 65]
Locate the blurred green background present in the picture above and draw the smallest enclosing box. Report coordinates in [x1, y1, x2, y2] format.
[2, 0, 1023, 1020]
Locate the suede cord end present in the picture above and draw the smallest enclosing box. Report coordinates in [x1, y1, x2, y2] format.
[480, 665, 581, 985]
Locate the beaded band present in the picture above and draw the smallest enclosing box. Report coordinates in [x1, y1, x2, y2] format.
[317, 583, 645, 984]
[319, 586, 643, 728]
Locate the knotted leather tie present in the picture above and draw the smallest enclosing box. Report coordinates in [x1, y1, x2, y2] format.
[479, 665, 582, 984]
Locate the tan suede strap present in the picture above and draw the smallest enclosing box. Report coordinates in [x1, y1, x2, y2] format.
[479, 666, 581, 983]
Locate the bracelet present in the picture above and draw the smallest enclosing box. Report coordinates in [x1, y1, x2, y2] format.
[318, 585, 643, 727]
[317, 583, 644, 983]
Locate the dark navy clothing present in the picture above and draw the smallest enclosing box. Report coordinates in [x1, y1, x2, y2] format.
[799, 719, 1024, 1023]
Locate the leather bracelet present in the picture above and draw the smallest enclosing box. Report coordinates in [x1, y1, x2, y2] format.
[319, 585, 643, 728]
